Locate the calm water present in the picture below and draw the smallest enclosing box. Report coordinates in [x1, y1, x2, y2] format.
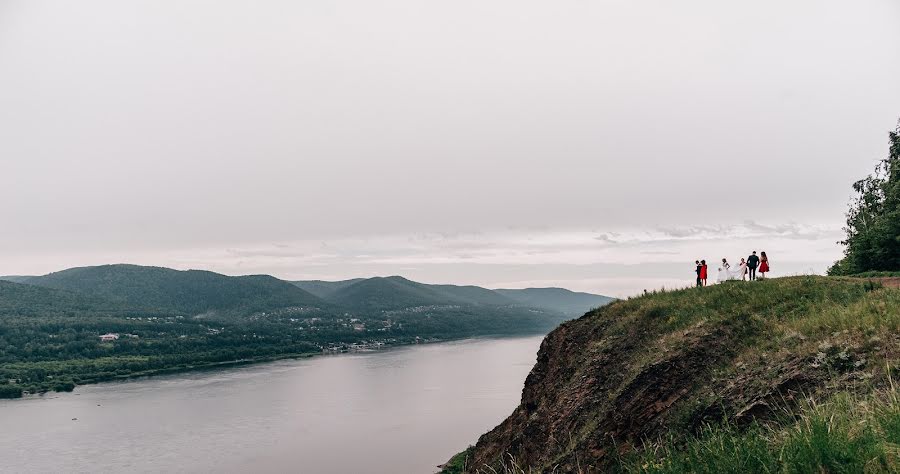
[0, 336, 542, 474]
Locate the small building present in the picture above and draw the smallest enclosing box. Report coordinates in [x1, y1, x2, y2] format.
[99, 333, 119, 342]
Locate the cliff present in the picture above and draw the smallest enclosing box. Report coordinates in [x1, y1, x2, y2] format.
[444, 276, 899, 473]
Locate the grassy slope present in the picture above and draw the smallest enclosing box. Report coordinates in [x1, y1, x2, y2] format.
[447, 276, 899, 473]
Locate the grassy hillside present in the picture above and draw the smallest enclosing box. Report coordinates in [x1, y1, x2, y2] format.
[446, 276, 899, 473]
[26, 264, 326, 317]
[495, 287, 616, 317]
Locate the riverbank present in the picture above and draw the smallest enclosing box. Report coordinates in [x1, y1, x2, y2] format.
[2, 330, 550, 399]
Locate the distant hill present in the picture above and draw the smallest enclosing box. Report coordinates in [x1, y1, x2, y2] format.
[426, 283, 519, 306]
[1, 265, 615, 397]
[291, 279, 364, 299]
[324, 276, 461, 312]
[294, 278, 519, 307]
[495, 287, 616, 317]
[0, 280, 123, 316]
[12, 265, 614, 319]
[292, 277, 613, 315]
[0, 275, 36, 284]
[24, 264, 326, 317]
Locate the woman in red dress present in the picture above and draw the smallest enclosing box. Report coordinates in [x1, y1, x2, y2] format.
[700, 260, 708, 286]
[758, 251, 770, 278]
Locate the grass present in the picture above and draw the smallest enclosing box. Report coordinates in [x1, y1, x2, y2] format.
[618, 383, 900, 473]
[444, 276, 900, 473]
[442, 448, 474, 474]
[849, 271, 900, 278]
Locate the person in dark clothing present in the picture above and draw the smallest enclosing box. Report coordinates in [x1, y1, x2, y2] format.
[747, 251, 760, 281]
[695, 260, 702, 287]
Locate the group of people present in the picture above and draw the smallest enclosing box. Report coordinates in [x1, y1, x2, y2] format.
[694, 251, 770, 287]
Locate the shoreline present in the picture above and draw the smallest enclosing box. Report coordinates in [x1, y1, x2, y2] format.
[5, 331, 549, 400]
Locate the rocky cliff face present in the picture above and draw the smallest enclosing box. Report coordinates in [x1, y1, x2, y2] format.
[451, 277, 898, 473]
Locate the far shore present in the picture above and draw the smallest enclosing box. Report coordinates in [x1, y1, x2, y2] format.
[5, 331, 550, 401]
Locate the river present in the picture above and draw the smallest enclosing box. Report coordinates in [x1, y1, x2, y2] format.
[0, 336, 543, 474]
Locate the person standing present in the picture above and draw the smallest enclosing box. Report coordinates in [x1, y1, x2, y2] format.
[758, 251, 769, 279]
[695, 260, 702, 287]
[700, 260, 708, 286]
[718, 258, 731, 283]
[747, 251, 760, 281]
[737, 258, 749, 280]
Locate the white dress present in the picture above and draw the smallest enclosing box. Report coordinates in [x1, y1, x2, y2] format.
[718, 262, 748, 282]
[717, 263, 731, 282]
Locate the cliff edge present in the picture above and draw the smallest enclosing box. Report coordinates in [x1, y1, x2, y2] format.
[443, 276, 899, 473]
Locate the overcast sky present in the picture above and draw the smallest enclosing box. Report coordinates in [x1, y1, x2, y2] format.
[2, 0, 899, 297]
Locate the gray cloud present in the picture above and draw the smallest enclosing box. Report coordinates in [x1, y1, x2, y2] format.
[0, 0, 897, 295]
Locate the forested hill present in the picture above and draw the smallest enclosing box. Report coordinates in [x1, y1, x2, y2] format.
[0, 264, 613, 397]
[17, 264, 327, 317]
[495, 287, 616, 317]
[291, 278, 364, 299]
[1, 265, 615, 319]
[0, 280, 136, 316]
[319, 276, 462, 312]
[291, 276, 612, 315]
[310, 276, 522, 312]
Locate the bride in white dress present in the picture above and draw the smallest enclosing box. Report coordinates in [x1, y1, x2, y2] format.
[718, 258, 748, 282]
[717, 258, 731, 282]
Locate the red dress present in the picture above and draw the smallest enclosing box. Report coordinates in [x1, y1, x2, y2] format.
[700, 265, 708, 280]
[759, 258, 769, 273]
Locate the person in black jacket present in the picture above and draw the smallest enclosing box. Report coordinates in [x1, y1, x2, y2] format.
[747, 251, 760, 281]
[695, 260, 702, 287]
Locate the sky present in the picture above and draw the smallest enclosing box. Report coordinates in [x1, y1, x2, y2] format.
[1, 0, 899, 297]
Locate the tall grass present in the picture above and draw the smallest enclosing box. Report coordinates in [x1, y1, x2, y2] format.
[619, 381, 899, 473]
[443, 277, 899, 474]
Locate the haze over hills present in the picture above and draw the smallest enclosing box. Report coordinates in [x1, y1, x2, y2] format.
[291, 279, 364, 299]
[0, 276, 35, 284]
[290, 277, 611, 315]
[495, 287, 616, 317]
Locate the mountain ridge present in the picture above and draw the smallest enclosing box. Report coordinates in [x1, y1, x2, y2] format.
[0, 264, 614, 397]
[4, 266, 614, 319]
[17, 264, 327, 317]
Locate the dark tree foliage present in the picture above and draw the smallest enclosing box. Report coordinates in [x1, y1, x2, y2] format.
[829, 121, 900, 275]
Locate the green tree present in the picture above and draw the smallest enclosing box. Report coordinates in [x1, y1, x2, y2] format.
[829, 120, 900, 274]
